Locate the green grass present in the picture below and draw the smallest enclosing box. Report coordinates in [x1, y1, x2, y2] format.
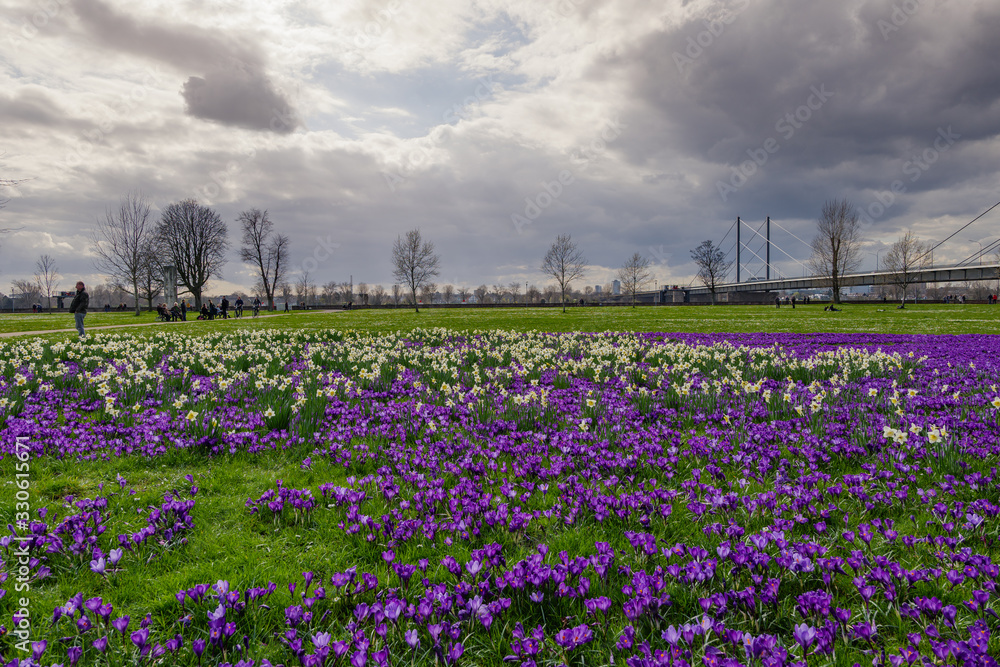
[0, 311, 162, 333]
[2, 303, 999, 339]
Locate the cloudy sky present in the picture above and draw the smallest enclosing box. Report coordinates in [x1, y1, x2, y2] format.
[1, 0, 999, 294]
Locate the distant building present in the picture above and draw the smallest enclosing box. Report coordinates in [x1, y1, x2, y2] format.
[612, 280, 621, 296]
[594, 285, 602, 294]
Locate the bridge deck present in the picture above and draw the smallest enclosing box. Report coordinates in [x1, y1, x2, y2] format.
[662, 264, 1000, 296]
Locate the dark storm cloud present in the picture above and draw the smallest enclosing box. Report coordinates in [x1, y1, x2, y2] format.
[72, 0, 298, 133]
[180, 63, 299, 134]
[0, 88, 68, 127]
[596, 0, 1000, 222]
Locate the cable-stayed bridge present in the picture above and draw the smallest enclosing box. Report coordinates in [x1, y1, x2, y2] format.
[641, 201, 1000, 301]
[684, 263, 1000, 296]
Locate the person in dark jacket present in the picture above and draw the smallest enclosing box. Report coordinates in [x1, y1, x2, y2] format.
[180, 300, 187, 321]
[208, 300, 217, 320]
[68, 281, 89, 340]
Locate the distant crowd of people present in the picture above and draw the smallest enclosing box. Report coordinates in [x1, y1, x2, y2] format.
[156, 296, 263, 322]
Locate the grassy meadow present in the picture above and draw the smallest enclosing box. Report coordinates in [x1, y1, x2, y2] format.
[1, 302, 999, 338]
[0, 307, 998, 665]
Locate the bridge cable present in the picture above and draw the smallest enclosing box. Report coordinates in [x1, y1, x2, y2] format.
[955, 237, 1000, 267]
[740, 219, 810, 271]
[914, 201, 1000, 266]
[769, 219, 813, 250]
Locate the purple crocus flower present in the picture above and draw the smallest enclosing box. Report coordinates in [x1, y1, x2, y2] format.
[792, 623, 816, 650]
[31, 640, 47, 661]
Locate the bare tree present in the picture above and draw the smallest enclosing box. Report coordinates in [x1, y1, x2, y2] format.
[33, 254, 60, 313]
[392, 229, 441, 313]
[618, 252, 652, 308]
[508, 281, 523, 305]
[809, 198, 864, 304]
[321, 281, 339, 305]
[371, 284, 386, 306]
[295, 271, 317, 308]
[12, 278, 42, 309]
[474, 284, 488, 303]
[527, 284, 540, 303]
[442, 284, 455, 304]
[690, 240, 732, 304]
[157, 200, 228, 310]
[492, 283, 507, 304]
[392, 283, 402, 306]
[238, 208, 288, 311]
[541, 234, 587, 313]
[136, 245, 164, 311]
[91, 190, 155, 316]
[357, 282, 369, 306]
[458, 285, 471, 303]
[882, 231, 930, 307]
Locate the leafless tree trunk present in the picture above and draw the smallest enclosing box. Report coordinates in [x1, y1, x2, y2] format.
[34, 254, 60, 313]
[617, 252, 651, 308]
[392, 283, 402, 306]
[508, 281, 523, 305]
[238, 208, 288, 311]
[690, 240, 732, 305]
[136, 245, 164, 311]
[392, 229, 441, 313]
[295, 271, 315, 307]
[883, 231, 930, 307]
[442, 284, 455, 304]
[12, 278, 42, 311]
[458, 285, 471, 303]
[157, 200, 229, 310]
[541, 234, 587, 313]
[321, 281, 339, 305]
[371, 284, 386, 306]
[809, 198, 864, 305]
[92, 190, 154, 316]
[419, 283, 437, 304]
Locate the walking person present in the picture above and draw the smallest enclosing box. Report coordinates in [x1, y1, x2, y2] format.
[180, 300, 187, 321]
[220, 296, 229, 319]
[68, 280, 90, 341]
[791, 296, 796, 309]
[775, 295, 780, 309]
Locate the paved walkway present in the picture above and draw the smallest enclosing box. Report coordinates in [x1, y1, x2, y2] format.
[0, 312, 342, 338]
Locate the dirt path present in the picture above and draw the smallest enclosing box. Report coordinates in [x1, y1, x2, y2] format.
[0, 311, 343, 338]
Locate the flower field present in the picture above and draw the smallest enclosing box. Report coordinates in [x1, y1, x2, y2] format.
[1, 327, 999, 666]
